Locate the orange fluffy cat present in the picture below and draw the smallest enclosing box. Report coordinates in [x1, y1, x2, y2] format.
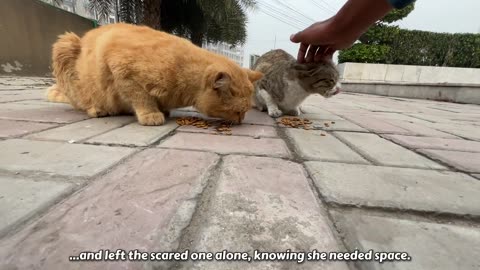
[47, 23, 263, 125]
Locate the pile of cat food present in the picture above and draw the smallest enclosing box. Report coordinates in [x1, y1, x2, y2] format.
[176, 117, 233, 135]
[176, 117, 210, 129]
[278, 117, 336, 136]
[278, 117, 313, 130]
[215, 122, 233, 135]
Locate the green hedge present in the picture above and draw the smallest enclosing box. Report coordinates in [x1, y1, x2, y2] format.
[338, 44, 390, 63]
[339, 29, 480, 68]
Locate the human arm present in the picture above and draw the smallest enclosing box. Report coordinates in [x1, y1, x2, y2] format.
[290, 0, 416, 63]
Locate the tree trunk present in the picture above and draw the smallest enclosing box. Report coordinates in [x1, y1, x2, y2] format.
[143, 0, 162, 29]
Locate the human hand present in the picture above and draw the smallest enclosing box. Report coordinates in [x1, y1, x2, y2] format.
[290, 19, 358, 63]
[290, 0, 394, 63]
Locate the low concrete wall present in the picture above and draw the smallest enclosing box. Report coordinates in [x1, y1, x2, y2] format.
[0, 0, 96, 77]
[338, 62, 480, 104]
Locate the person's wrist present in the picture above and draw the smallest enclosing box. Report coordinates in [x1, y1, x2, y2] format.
[325, 14, 356, 49]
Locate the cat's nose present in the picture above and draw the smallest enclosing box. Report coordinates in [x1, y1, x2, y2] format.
[332, 86, 341, 95]
[330, 83, 342, 96]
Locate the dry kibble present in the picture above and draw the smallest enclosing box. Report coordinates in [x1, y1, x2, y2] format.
[321, 133, 326, 137]
[324, 122, 330, 127]
[176, 117, 233, 135]
[278, 117, 312, 130]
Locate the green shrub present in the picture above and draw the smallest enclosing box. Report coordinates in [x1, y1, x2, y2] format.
[338, 1, 480, 68]
[339, 30, 480, 68]
[338, 44, 390, 63]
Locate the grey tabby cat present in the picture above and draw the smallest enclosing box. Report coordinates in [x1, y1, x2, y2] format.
[252, 49, 341, 117]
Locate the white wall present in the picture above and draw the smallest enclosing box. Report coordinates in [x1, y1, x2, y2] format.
[338, 63, 480, 86]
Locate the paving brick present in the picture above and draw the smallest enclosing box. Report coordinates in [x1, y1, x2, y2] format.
[0, 120, 57, 138]
[0, 101, 54, 111]
[448, 114, 480, 123]
[310, 119, 368, 132]
[385, 135, 480, 152]
[352, 102, 402, 112]
[0, 106, 89, 123]
[27, 116, 134, 142]
[9, 99, 68, 106]
[331, 210, 480, 270]
[360, 112, 427, 123]
[340, 114, 410, 134]
[384, 119, 459, 138]
[306, 162, 480, 216]
[88, 121, 178, 146]
[418, 149, 480, 173]
[325, 108, 371, 115]
[0, 139, 135, 177]
[179, 122, 277, 138]
[406, 113, 456, 123]
[0, 76, 53, 86]
[300, 105, 345, 120]
[169, 155, 348, 270]
[243, 109, 276, 126]
[302, 94, 327, 105]
[0, 149, 219, 270]
[0, 85, 36, 91]
[160, 132, 290, 158]
[0, 90, 43, 102]
[335, 132, 445, 169]
[286, 129, 368, 163]
[443, 128, 480, 142]
[425, 123, 480, 141]
[0, 176, 73, 238]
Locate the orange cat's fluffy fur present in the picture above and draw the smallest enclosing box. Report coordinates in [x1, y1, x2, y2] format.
[47, 23, 263, 125]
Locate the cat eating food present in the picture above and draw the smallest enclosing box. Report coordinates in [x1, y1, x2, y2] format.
[252, 49, 341, 117]
[47, 23, 263, 126]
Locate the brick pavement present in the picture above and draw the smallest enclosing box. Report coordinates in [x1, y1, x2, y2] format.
[0, 76, 479, 270]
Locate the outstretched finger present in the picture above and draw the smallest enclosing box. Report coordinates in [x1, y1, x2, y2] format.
[314, 46, 335, 63]
[305, 46, 319, 63]
[297, 43, 309, 63]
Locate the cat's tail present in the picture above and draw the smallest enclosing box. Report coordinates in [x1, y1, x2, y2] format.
[48, 32, 81, 103]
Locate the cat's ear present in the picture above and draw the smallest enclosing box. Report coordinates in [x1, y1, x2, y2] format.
[213, 72, 231, 92]
[244, 69, 263, 83]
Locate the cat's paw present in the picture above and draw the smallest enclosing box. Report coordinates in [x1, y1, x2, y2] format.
[138, 112, 165, 126]
[87, 107, 108, 118]
[268, 108, 283, 118]
[286, 108, 301, 116]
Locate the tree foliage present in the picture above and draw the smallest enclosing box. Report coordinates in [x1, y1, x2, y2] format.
[87, 0, 255, 47]
[87, 0, 115, 22]
[161, 0, 254, 46]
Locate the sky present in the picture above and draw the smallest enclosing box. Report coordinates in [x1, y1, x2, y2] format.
[242, 0, 480, 67]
